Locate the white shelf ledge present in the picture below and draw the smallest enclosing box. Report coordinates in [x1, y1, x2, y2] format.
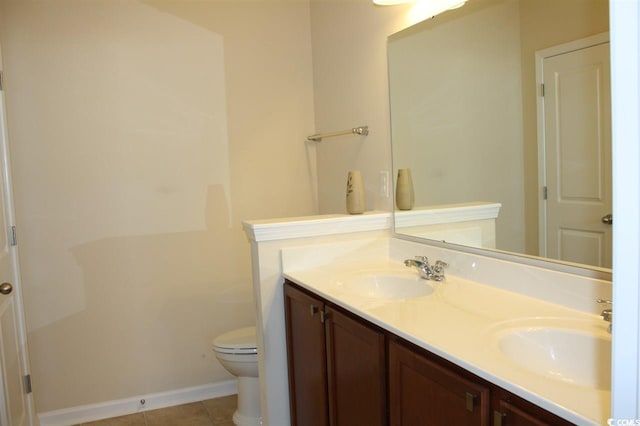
[394, 202, 501, 228]
[243, 211, 392, 242]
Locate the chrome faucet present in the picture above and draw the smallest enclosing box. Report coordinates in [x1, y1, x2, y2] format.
[404, 256, 448, 281]
[597, 299, 612, 333]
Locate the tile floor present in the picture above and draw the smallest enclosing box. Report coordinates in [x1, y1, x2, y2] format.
[76, 394, 237, 426]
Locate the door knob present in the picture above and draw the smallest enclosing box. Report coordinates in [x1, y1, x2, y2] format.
[602, 214, 613, 225]
[0, 282, 13, 295]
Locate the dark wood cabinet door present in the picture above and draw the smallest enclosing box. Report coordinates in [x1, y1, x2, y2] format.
[389, 340, 490, 426]
[325, 306, 387, 426]
[493, 395, 576, 426]
[284, 283, 328, 426]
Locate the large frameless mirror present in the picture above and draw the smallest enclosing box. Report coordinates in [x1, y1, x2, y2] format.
[388, 0, 611, 276]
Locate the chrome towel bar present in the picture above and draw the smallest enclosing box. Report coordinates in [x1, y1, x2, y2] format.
[307, 125, 369, 142]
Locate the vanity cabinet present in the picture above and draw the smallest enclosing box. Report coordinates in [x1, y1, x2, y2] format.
[284, 282, 387, 426]
[284, 280, 576, 426]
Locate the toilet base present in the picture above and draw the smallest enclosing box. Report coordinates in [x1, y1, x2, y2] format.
[233, 376, 262, 426]
[233, 411, 262, 426]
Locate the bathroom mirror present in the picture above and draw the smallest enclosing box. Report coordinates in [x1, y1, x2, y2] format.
[389, 0, 611, 274]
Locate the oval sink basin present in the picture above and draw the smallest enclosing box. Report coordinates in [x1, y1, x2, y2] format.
[497, 326, 611, 390]
[343, 274, 434, 299]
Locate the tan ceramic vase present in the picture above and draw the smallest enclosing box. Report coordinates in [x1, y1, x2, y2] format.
[396, 168, 414, 210]
[346, 170, 366, 214]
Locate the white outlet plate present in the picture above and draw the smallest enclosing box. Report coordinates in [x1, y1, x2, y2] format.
[379, 171, 390, 198]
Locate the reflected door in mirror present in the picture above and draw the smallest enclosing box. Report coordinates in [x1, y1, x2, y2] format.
[540, 40, 611, 268]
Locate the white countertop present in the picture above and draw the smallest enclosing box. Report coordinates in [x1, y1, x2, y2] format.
[283, 259, 610, 426]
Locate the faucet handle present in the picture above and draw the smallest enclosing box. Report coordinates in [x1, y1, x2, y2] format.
[431, 260, 448, 281]
[414, 256, 430, 267]
[434, 260, 449, 269]
[597, 299, 613, 333]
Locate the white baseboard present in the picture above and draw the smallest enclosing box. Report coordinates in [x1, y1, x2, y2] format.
[38, 380, 237, 426]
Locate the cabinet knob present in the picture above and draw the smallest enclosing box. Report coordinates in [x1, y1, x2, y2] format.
[310, 305, 319, 317]
[493, 411, 506, 426]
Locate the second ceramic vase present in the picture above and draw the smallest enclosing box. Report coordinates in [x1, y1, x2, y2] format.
[396, 168, 415, 210]
[346, 170, 366, 214]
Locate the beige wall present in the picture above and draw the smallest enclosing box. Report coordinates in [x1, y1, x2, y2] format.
[311, 0, 412, 214]
[0, 0, 315, 413]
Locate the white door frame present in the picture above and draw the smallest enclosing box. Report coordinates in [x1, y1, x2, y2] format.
[610, 0, 640, 419]
[535, 32, 610, 259]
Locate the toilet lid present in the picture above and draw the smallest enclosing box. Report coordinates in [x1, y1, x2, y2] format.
[213, 326, 257, 355]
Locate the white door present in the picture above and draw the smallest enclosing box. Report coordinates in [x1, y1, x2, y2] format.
[0, 51, 35, 425]
[537, 35, 612, 268]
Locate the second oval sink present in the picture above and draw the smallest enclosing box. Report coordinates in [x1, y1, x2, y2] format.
[344, 274, 434, 299]
[490, 320, 611, 390]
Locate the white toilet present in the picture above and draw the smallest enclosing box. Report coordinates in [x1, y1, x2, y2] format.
[212, 326, 262, 426]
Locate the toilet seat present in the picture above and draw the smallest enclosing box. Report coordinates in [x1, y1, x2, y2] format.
[213, 326, 257, 355]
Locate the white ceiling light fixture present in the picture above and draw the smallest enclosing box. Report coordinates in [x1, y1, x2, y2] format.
[374, 0, 468, 19]
[373, 0, 412, 4]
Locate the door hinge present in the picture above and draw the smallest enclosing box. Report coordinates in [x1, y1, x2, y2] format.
[9, 226, 17, 246]
[24, 374, 32, 394]
[543, 186, 548, 200]
[0, 70, 3, 91]
[540, 83, 545, 97]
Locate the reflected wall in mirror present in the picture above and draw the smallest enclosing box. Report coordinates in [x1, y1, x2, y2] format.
[388, 0, 611, 270]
